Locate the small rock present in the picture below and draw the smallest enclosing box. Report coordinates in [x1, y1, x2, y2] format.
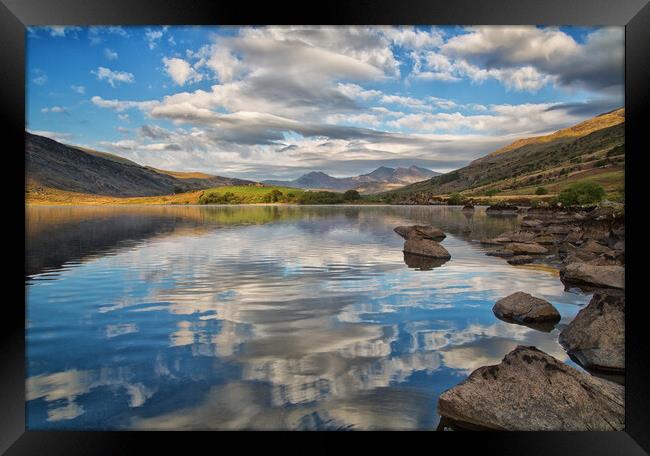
[492, 292, 560, 324]
[560, 263, 624, 289]
[559, 291, 624, 373]
[437, 346, 625, 431]
[403, 238, 451, 259]
[504, 242, 548, 255]
[394, 225, 446, 241]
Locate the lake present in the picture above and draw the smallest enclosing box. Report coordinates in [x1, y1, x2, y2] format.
[25, 205, 592, 430]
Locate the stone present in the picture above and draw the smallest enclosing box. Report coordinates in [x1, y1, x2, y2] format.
[492, 292, 560, 324]
[560, 263, 624, 289]
[437, 346, 625, 431]
[559, 291, 624, 373]
[403, 238, 451, 259]
[403, 252, 449, 270]
[394, 225, 446, 241]
[504, 242, 548, 255]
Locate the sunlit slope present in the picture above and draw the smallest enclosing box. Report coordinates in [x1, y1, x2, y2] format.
[388, 108, 624, 199]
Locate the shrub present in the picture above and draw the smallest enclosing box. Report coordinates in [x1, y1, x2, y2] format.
[483, 189, 500, 197]
[557, 182, 606, 206]
[263, 189, 284, 203]
[535, 186, 548, 195]
[447, 192, 465, 205]
[343, 189, 361, 201]
[297, 191, 344, 204]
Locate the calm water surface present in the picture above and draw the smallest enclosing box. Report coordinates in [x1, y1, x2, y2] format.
[26, 205, 591, 430]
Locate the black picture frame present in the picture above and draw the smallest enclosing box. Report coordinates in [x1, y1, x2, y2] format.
[2, 0, 648, 453]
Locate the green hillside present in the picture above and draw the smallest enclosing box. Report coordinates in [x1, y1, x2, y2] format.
[386, 108, 624, 203]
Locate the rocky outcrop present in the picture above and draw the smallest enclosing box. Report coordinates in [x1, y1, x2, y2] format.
[394, 225, 446, 241]
[560, 263, 624, 290]
[481, 203, 624, 289]
[403, 237, 451, 259]
[437, 346, 624, 431]
[493, 292, 560, 324]
[559, 292, 624, 373]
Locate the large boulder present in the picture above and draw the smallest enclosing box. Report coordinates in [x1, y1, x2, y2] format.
[492, 292, 560, 324]
[504, 242, 548, 255]
[403, 238, 451, 259]
[559, 292, 624, 373]
[560, 263, 624, 289]
[437, 346, 624, 431]
[394, 225, 446, 241]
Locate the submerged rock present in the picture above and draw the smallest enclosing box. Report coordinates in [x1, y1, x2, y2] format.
[394, 225, 446, 241]
[403, 238, 451, 259]
[492, 292, 560, 324]
[437, 346, 624, 431]
[559, 291, 624, 373]
[560, 263, 624, 290]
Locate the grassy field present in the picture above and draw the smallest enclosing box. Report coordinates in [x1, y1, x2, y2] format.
[198, 185, 305, 204]
[26, 186, 207, 205]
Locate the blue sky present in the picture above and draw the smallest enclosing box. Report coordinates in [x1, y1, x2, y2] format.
[26, 26, 624, 179]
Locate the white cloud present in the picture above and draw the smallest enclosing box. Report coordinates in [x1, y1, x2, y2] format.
[91, 67, 135, 87]
[104, 48, 118, 60]
[162, 57, 202, 86]
[71, 85, 86, 94]
[46, 26, 81, 38]
[439, 26, 623, 91]
[145, 27, 168, 50]
[41, 106, 67, 114]
[91, 95, 158, 112]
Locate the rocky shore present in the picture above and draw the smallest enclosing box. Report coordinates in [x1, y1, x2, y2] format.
[479, 202, 624, 291]
[432, 201, 626, 431]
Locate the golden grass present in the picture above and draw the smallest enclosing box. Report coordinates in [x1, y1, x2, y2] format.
[26, 186, 205, 206]
[489, 108, 624, 157]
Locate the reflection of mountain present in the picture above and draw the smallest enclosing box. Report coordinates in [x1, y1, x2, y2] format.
[263, 166, 440, 193]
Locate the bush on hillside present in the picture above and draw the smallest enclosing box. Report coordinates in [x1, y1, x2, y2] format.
[535, 186, 548, 195]
[447, 192, 465, 205]
[557, 182, 606, 206]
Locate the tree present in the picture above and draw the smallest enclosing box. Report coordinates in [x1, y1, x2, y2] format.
[264, 189, 284, 203]
[557, 182, 606, 206]
[343, 189, 361, 201]
[447, 192, 464, 205]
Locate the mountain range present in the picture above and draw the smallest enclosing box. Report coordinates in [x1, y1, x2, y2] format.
[263, 166, 440, 192]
